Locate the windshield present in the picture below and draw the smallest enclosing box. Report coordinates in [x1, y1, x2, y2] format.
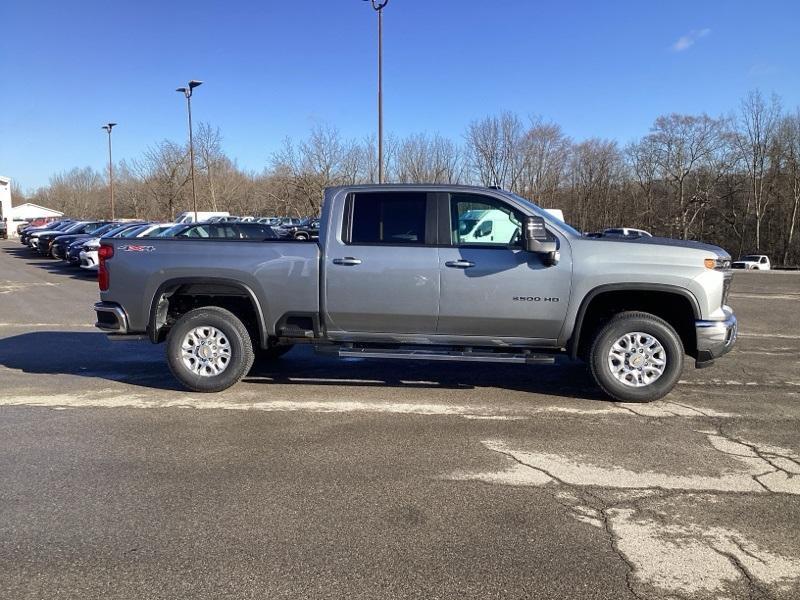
[740, 255, 762, 261]
[119, 225, 150, 238]
[508, 194, 582, 237]
[458, 219, 480, 236]
[158, 224, 186, 237]
[61, 222, 89, 234]
[102, 224, 139, 238]
[90, 223, 116, 236]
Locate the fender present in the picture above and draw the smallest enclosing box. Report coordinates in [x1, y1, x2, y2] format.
[146, 277, 268, 345]
[566, 283, 701, 359]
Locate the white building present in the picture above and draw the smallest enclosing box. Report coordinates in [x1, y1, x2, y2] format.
[0, 176, 64, 237]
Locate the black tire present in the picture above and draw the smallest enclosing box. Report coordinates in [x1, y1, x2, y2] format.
[294, 232, 309, 240]
[166, 306, 255, 393]
[589, 311, 684, 403]
[255, 344, 294, 361]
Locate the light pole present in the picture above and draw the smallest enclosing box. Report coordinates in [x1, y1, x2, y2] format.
[176, 80, 203, 222]
[364, 0, 389, 183]
[101, 123, 117, 219]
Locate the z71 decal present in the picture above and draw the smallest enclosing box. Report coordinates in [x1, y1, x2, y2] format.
[118, 245, 155, 252]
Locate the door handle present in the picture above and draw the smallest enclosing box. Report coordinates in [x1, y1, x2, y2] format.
[332, 257, 362, 266]
[445, 260, 475, 269]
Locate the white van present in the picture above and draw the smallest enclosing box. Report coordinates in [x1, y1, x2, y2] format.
[457, 209, 521, 244]
[175, 211, 230, 224]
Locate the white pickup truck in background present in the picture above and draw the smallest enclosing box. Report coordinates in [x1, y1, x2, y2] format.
[732, 255, 771, 270]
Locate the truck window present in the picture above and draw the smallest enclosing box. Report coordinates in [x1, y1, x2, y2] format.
[349, 192, 427, 245]
[450, 194, 522, 247]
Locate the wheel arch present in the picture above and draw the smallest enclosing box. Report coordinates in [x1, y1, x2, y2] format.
[568, 283, 701, 360]
[147, 277, 268, 347]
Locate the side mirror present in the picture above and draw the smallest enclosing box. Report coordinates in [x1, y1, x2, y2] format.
[523, 215, 559, 265]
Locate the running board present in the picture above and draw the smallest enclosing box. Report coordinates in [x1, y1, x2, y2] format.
[327, 346, 556, 365]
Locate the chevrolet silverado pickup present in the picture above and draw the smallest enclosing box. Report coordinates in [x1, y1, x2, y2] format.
[93, 185, 737, 402]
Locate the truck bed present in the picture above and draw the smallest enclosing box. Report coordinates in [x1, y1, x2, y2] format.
[101, 238, 321, 336]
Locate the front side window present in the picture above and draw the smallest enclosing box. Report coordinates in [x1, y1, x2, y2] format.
[450, 194, 522, 247]
[349, 192, 428, 245]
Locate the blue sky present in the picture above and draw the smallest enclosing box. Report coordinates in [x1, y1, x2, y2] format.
[2, 0, 799, 192]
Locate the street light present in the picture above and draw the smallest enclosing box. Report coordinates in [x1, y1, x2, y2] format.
[101, 123, 117, 220]
[364, 0, 389, 183]
[176, 79, 203, 222]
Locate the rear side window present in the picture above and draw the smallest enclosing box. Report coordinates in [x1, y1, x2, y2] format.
[349, 192, 428, 245]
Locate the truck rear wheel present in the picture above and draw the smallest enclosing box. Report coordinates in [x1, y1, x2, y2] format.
[589, 311, 684, 403]
[166, 307, 254, 392]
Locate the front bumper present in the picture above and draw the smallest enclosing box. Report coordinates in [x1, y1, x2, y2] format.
[80, 250, 99, 270]
[695, 308, 737, 366]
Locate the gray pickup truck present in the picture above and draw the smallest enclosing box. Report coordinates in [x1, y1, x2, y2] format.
[94, 185, 737, 402]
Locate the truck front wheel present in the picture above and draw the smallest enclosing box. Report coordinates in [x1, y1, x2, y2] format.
[589, 311, 684, 403]
[166, 307, 255, 392]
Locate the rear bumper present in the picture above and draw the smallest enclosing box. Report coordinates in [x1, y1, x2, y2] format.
[695, 308, 737, 366]
[94, 301, 130, 334]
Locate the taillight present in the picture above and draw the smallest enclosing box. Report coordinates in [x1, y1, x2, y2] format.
[98, 244, 114, 291]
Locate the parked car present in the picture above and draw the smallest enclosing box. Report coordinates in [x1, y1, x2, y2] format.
[25, 220, 76, 249]
[51, 222, 119, 259]
[78, 222, 150, 270]
[174, 211, 231, 224]
[602, 228, 653, 239]
[732, 255, 771, 270]
[17, 216, 61, 235]
[94, 184, 737, 403]
[37, 221, 109, 257]
[291, 218, 321, 240]
[161, 222, 277, 240]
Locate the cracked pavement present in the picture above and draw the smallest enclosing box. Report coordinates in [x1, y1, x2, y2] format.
[1, 241, 799, 600]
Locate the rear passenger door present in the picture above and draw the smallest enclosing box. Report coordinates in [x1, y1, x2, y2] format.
[324, 191, 440, 335]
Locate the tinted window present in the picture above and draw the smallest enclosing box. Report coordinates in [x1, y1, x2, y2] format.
[450, 194, 522, 247]
[237, 223, 277, 240]
[177, 224, 239, 239]
[350, 192, 427, 245]
[120, 225, 150, 238]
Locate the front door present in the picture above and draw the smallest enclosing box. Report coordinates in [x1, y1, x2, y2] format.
[324, 191, 440, 335]
[437, 193, 572, 341]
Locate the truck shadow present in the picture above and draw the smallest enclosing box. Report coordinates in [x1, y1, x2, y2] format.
[0, 332, 605, 400]
[246, 347, 606, 400]
[0, 331, 184, 391]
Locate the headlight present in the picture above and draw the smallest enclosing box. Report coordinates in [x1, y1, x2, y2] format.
[705, 257, 731, 270]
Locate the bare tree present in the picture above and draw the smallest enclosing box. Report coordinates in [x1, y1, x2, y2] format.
[465, 111, 524, 190]
[517, 118, 570, 204]
[132, 141, 190, 220]
[394, 132, 463, 183]
[778, 111, 800, 264]
[646, 114, 726, 239]
[734, 91, 782, 251]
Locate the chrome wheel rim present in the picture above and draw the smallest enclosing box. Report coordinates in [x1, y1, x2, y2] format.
[607, 331, 666, 388]
[181, 326, 232, 377]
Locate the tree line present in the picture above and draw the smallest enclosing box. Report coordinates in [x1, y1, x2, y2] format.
[13, 90, 800, 265]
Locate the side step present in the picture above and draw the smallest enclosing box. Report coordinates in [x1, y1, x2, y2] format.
[323, 346, 556, 365]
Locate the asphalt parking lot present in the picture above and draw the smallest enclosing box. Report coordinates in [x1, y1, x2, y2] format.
[1, 239, 799, 600]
